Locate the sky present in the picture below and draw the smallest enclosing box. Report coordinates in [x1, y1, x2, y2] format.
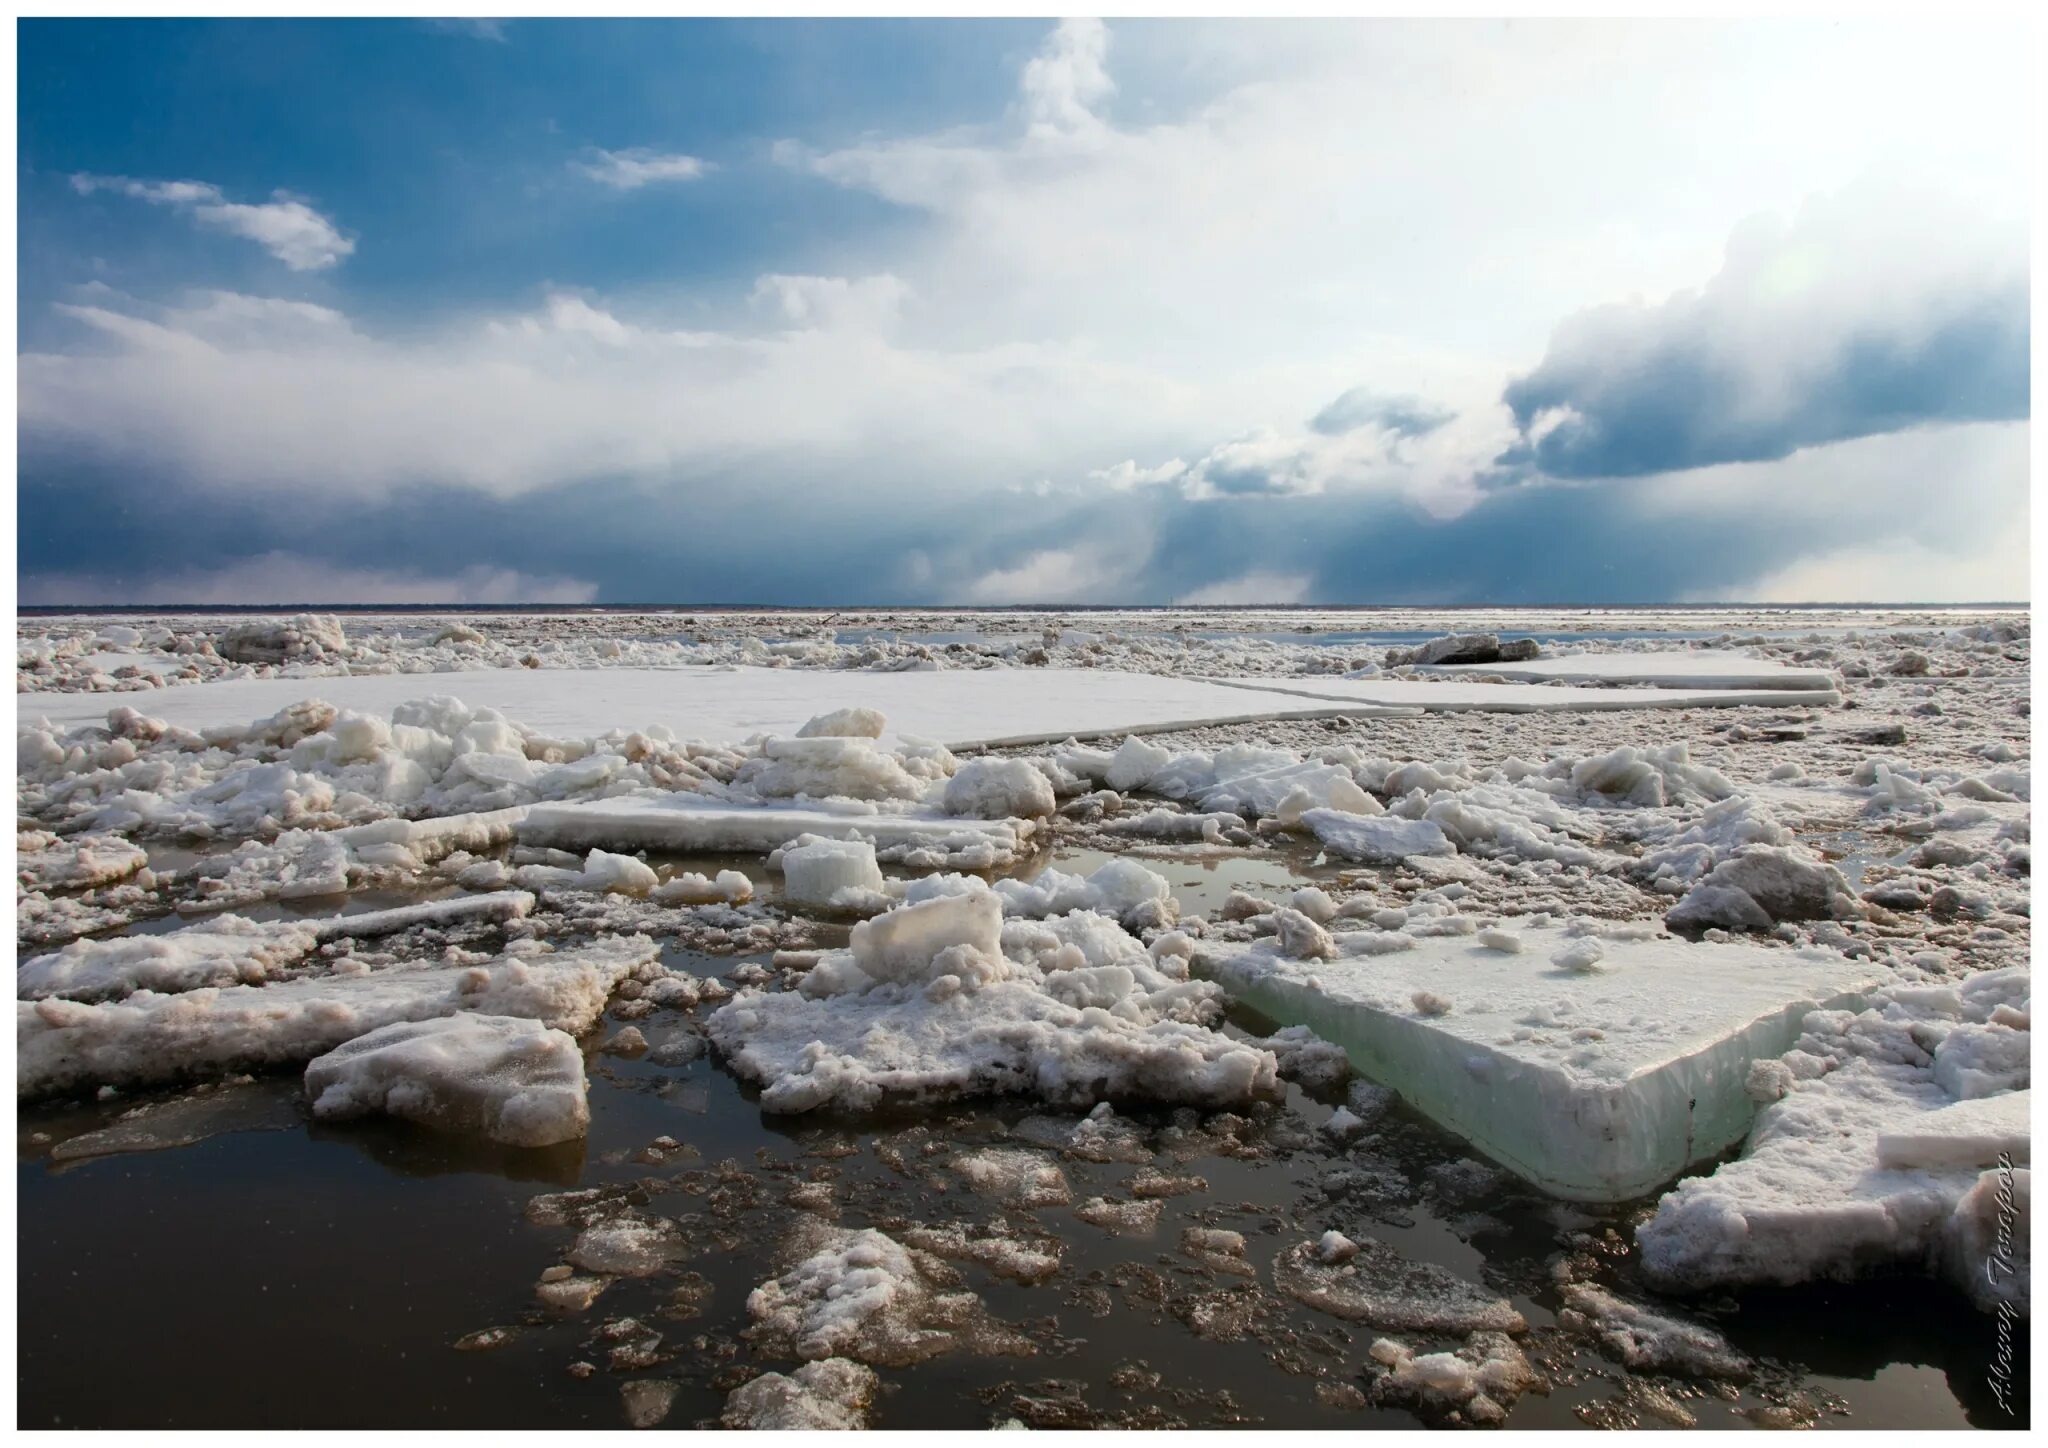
[14, 17, 2033, 606]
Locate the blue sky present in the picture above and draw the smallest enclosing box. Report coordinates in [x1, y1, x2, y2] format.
[16, 18, 2031, 605]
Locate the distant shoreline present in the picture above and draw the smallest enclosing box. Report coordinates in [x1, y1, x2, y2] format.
[16, 601, 2029, 617]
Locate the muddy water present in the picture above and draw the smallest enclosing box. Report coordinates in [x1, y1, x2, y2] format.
[15, 850, 2029, 1430]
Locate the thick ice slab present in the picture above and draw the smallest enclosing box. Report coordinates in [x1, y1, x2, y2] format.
[1207, 676, 1840, 713]
[17, 938, 653, 1098]
[1196, 923, 1880, 1202]
[19, 666, 1388, 750]
[518, 795, 1039, 866]
[1418, 650, 1838, 692]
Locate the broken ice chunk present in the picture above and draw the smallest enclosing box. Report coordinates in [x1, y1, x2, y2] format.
[304, 1013, 591, 1147]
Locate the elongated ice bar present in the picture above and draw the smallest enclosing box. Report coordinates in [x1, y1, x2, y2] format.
[518, 795, 1037, 860]
[1195, 922, 1880, 1202]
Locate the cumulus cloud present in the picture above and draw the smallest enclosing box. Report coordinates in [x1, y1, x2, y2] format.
[1500, 187, 2029, 479]
[71, 173, 353, 270]
[1020, 17, 1114, 142]
[17, 283, 1143, 502]
[574, 148, 708, 190]
[25, 20, 2033, 605]
[20, 552, 597, 607]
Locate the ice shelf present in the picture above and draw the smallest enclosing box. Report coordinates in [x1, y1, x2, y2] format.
[1195, 922, 1881, 1202]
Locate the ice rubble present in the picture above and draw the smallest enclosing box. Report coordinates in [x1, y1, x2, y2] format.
[722, 1358, 880, 1430]
[1198, 920, 1880, 1201]
[745, 1222, 1025, 1366]
[1639, 966, 2031, 1312]
[18, 936, 656, 1098]
[1365, 1333, 1542, 1425]
[16, 830, 150, 892]
[898, 856, 1175, 931]
[304, 1013, 591, 1147]
[16, 891, 538, 1004]
[1274, 1235, 1526, 1334]
[705, 892, 1277, 1114]
[1555, 1284, 1749, 1378]
[778, 836, 889, 911]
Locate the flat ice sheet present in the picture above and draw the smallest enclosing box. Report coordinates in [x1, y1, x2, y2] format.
[1417, 650, 1838, 691]
[18, 666, 1381, 750]
[1197, 923, 1879, 1202]
[1207, 676, 1840, 713]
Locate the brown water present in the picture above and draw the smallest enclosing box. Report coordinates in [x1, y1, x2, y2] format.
[15, 849, 2030, 1430]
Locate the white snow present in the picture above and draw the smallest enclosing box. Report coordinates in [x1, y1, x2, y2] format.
[17, 891, 537, 1005]
[1197, 920, 1880, 1202]
[1209, 675, 1841, 713]
[304, 1013, 591, 1147]
[1638, 966, 2031, 1308]
[18, 914, 321, 1003]
[20, 665, 1378, 750]
[18, 936, 654, 1098]
[704, 893, 1276, 1114]
[1875, 1091, 2031, 1171]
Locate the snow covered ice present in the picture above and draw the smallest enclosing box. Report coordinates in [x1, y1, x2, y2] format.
[1638, 965, 2031, 1310]
[706, 891, 1278, 1114]
[18, 937, 656, 1098]
[304, 1013, 592, 1147]
[1198, 918, 1882, 1201]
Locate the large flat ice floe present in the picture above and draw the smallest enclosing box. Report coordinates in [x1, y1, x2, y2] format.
[19, 665, 1385, 750]
[1417, 650, 1839, 692]
[1195, 921, 1880, 1202]
[1207, 675, 1841, 713]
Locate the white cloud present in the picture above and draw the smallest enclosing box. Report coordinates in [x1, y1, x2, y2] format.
[750, 273, 910, 333]
[962, 547, 1127, 604]
[574, 148, 709, 190]
[1020, 17, 1114, 142]
[1729, 536, 2028, 605]
[20, 553, 598, 606]
[1176, 571, 1312, 606]
[72, 173, 353, 270]
[29, 19, 2030, 606]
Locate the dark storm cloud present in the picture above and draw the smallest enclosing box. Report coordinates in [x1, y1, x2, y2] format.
[1499, 206, 2029, 481]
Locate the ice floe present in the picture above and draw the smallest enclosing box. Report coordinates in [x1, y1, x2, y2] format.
[704, 892, 1276, 1114]
[304, 1012, 591, 1147]
[1638, 965, 2030, 1311]
[1199, 920, 1880, 1201]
